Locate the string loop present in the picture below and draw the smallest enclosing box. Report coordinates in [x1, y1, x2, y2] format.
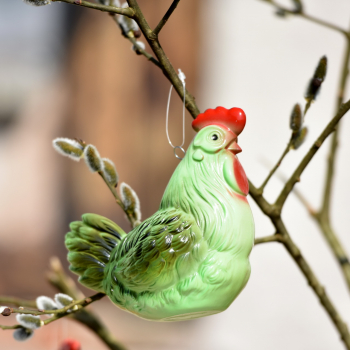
[166, 69, 186, 160]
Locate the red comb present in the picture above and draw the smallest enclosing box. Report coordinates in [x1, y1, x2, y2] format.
[192, 107, 246, 136]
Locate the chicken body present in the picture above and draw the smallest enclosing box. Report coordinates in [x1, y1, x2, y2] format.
[66, 123, 254, 321]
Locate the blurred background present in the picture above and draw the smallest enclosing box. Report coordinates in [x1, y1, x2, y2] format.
[1, 0, 350, 349]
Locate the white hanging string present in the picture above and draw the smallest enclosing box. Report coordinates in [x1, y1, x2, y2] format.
[166, 69, 186, 160]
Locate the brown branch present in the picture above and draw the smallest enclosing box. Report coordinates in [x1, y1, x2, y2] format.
[259, 140, 292, 191]
[0, 297, 36, 308]
[272, 217, 350, 348]
[275, 99, 350, 210]
[97, 170, 137, 228]
[127, 34, 161, 67]
[311, 33, 350, 293]
[320, 37, 350, 221]
[254, 234, 284, 245]
[4, 293, 105, 317]
[249, 173, 350, 349]
[0, 324, 22, 330]
[127, 0, 200, 119]
[260, 0, 348, 37]
[248, 180, 275, 216]
[47, 258, 127, 350]
[153, 0, 181, 36]
[52, 0, 135, 17]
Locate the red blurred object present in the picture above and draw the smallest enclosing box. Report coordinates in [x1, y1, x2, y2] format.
[192, 106, 246, 136]
[59, 339, 81, 350]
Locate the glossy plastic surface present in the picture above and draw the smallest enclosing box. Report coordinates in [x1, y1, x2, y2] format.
[66, 107, 255, 322]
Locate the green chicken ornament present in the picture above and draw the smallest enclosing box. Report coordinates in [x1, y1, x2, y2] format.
[65, 107, 255, 321]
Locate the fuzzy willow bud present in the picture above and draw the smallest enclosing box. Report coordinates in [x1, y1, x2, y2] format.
[16, 314, 43, 330]
[117, 2, 140, 36]
[22, 0, 51, 6]
[292, 0, 303, 13]
[54, 293, 74, 309]
[291, 127, 308, 150]
[83, 145, 102, 172]
[102, 158, 119, 187]
[290, 103, 303, 131]
[132, 41, 146, 55]
[53, 138, 84, 161]
[120, 182, 141, 226]
[305, 56, 327, 102]
[13, 328, 34, 342]
[36, 296, 57, 311]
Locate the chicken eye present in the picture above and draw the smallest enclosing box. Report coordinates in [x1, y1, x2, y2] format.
[211, 134, 219, 141]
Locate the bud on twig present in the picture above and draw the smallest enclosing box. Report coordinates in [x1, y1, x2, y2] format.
[22, 0, 51, 6]
[117, 3, 140, 36]
[120, 182, 141, 225]
[54, 293, 74, 309]
[305, 56, 327, 103]
[53, 138, 84, 161]
[83, 145, 102, 172]
[1, 307, 11, 316]
[102, 158, 119, 187]
[13, 328, 34, 342]
[275, 8, 287, 17]
[290, 103, 303, 131]
[292, 0, 303, 13]
[16, 314, 43, 330]
[291, 127, 308, 149]
[36, 296, 58, 312]
[132, 41, 146, 55]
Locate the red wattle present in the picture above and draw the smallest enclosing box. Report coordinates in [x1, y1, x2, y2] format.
[233, 158, 249, 195]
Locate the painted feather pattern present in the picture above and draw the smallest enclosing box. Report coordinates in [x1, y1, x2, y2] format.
[65, 107, 255, 321]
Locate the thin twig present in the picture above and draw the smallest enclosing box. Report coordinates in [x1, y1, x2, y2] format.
[259, 140, 292, 191]
[1, 293, 105, 331]
[127, 34, 161, 67]
[4, 293, 105, 316]
[320, 37, 350, 220]
[0, 325, 22, 330]
[0, 297, 36, 308]
[272, 217, 350, 349]
[52, 0, 135, 17]
[153, 0, 181, 36]
[127, 0, 200, 119]
[47, 258, 127, 350]
[260, 0, 348, 37]
[255, 234, 284, 245]
[275, 99, 350, 210]
[313, 32, 350, 292]
[249, 180, 350, 349]
[97, 171, 136, 228]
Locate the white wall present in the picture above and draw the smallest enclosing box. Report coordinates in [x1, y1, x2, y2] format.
[198, 1, 350, 349]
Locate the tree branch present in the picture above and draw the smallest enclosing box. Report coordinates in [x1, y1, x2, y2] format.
[0, 297, 36, 308]
[47, 258, 127, 350]
[259, 139, 292, 191]
[275, 99, 350, 209]
[127, 0, 200, 119]
[260, 0, 348, 37]
[2, 293, 105, 317]
[255, 234, 284, 245]
[153, 0, 181, 36]
[52, 0, 135, 17]
[320, 37, 350, 221]
[272, 217, 350, 348]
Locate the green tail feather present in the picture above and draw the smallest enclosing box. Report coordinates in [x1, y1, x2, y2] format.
[65, 214, 126, 292]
